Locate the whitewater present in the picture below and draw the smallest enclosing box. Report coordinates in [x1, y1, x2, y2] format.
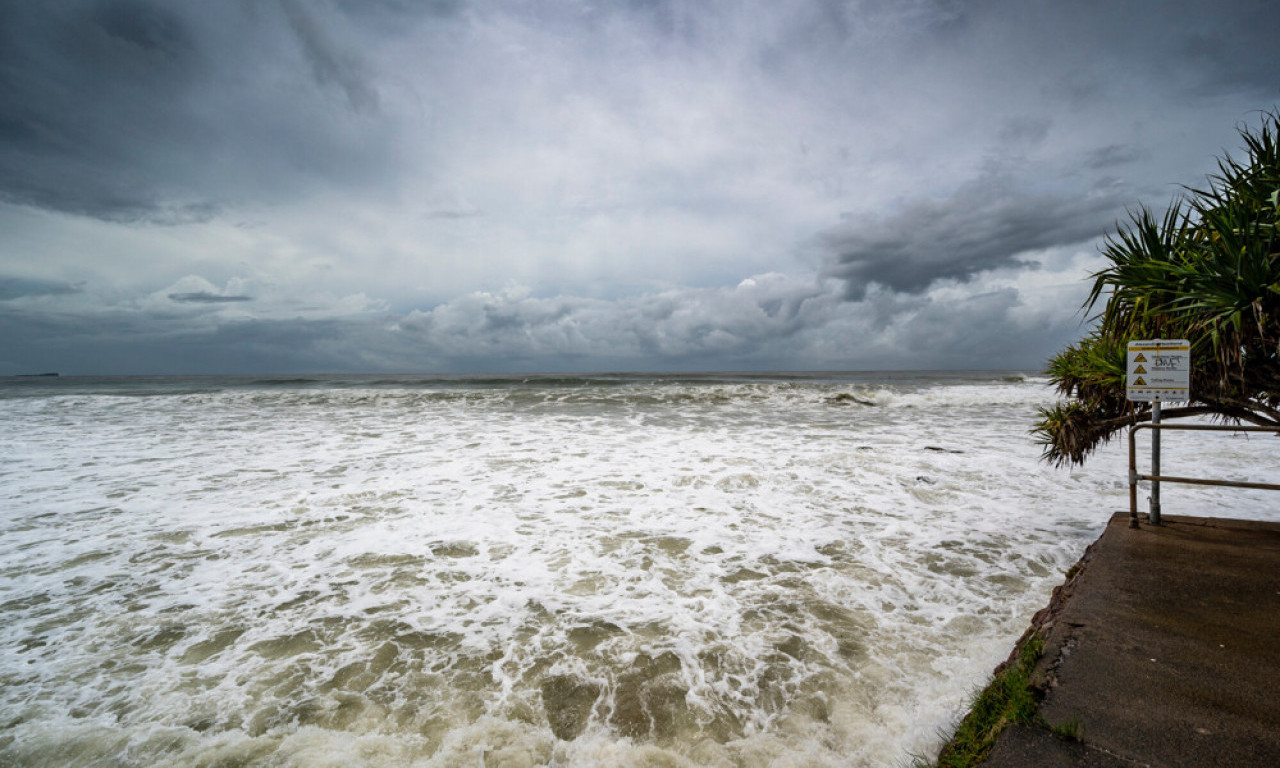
[1, 372, 1275, 767]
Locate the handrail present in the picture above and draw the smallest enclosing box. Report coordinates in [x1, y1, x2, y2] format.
[1127, 423, 1280, 528]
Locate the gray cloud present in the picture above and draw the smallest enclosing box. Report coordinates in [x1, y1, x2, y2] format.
[422, 207, 483, 220]
[1, 0, 1278, 375]
[88, 0, 189, 58]
[0, 1, 201, 221]
[280, 0, 380, 114]
[820, 173, 1127, 299]
[1085, 144, 1146, 170]
[998, 117, 1052, 147]
[0, 0, 404, 223]
[0, 308, 356, 376]
[1175, 4, 1280, 96]
[0, 264, 1093, 376]
[0, 277, 82, 301]
[168, 292, 253, 304]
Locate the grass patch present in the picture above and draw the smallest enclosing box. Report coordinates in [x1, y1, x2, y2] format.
[1050, 716, 1084, 742]
[916, 633, 1045, 768]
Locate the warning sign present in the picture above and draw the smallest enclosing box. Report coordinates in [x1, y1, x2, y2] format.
[1127, 339, 1190, 402]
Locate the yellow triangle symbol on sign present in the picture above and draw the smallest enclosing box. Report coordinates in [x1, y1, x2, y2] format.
[1133, 365, 1147, 374]
[1134, 353, 1147, 362]
[1133, 377, 1147, 386]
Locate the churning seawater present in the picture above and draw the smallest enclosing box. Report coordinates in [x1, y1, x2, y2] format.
[2, 372, 1276, 768]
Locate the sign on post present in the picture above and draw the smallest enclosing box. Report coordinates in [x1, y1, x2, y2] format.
[1127, 339, 1190, 526]
[1126, 339, 1190, 402]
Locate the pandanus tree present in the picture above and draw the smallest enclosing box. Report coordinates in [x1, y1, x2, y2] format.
[1034, 110, 1280, 466]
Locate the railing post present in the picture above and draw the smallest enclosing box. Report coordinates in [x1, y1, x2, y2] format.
[1128, 424, 1140, 527]
[1150, 399, 1162, 525]
[1125, 423, 1279, 527]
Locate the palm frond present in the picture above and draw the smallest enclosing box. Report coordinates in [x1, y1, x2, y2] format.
[1039, 108, 1280, 465]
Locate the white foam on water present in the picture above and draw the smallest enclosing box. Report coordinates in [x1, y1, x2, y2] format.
[1, 375, 1276, 767]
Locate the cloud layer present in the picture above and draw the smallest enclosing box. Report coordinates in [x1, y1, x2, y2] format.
[821, 172, 1127, 299]
[1, 0, 1277, 374]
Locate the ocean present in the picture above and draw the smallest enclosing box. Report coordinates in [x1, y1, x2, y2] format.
[1, 371, 1275, 767]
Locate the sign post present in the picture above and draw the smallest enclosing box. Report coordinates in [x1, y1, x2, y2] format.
[1126, 339, 1191, 526]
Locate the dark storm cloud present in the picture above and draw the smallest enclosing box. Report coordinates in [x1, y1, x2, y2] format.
[335, 0, 462, 29]
[168, 291, 252, 304]
[821, 174, 1127, 299]
[0, 0, 404, 223]
[88, 0, 188, 57]
[0, 306, 359, 375]
[1084, 145, 1145, 170]
[0, 0, 201, 221]
[2, 0, 1280, 376]
[0, 277, 81, 301]
[1175, 3, 1280, 96]
[280, 0, 380, 114]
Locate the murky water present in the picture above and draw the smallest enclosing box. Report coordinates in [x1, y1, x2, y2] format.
[1, 372, 1275, 767]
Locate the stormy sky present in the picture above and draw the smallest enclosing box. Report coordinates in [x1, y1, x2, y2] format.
[2, 0, 1277, 375]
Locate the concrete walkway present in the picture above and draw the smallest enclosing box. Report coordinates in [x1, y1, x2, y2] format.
[984, 512, 1280, 768]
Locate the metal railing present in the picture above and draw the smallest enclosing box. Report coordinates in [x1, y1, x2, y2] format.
[1128, 422, 1280, 527]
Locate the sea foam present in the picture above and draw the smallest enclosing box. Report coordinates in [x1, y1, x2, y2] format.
[1, 373, 1274, 767]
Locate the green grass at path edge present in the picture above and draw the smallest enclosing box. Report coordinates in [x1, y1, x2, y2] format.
[912, 634, 1046, 768]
